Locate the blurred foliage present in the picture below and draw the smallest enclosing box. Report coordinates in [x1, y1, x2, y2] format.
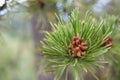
[0, 27, 36, 80]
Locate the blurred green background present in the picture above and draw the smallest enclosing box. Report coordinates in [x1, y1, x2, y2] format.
[0, 0, 120, 80]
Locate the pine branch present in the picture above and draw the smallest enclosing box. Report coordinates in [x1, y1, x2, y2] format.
[41, 8, 116, 80]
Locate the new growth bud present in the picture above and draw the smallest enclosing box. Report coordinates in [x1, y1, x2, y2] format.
[68, 35, 88, 58]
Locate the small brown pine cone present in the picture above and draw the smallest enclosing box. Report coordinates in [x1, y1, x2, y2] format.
[108, 41, 113, 47]
[77, 51, 81, 57]
[78, 44, 81, 47]
[80, 46, 88, 51]
[72, 41, 76, 47]
[106, 41, 110, 45]
[78, 37, 82, 41]
[81, 42, 87, 46]
[81, 52, 85, 56]
[75, 47, 80, 52]
[102, 37, 113, 47]
[76, 39, 80, 44]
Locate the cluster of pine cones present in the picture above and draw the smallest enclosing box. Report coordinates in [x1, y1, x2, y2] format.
[102, 36, 113, 47]
[68, 35, 88, 58]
